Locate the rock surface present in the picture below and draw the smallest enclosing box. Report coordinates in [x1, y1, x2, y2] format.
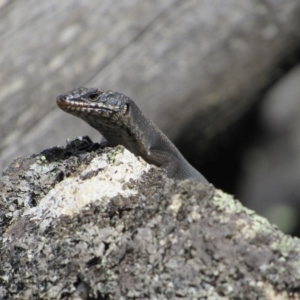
[1, 138, 300, 299]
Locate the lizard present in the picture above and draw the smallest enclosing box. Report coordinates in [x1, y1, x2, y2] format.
[56, 87, 208, 183]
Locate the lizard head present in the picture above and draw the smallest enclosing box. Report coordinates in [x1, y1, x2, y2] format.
[56, 87, 129, 118]
[56, 87, 140, 147]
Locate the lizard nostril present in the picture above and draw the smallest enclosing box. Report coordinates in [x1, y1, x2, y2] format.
[57, 95, 67, 101]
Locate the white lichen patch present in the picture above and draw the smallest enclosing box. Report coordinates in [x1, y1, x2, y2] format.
[23, 148, 151, 229]
[169, 194, 182, 216]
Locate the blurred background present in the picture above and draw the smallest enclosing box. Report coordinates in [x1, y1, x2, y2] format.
[1, 0, 300, 235]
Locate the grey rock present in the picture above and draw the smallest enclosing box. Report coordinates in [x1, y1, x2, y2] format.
[1, 138, 300, 299]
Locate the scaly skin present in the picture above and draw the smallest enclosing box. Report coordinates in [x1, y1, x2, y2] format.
[56, 87, 208, 183]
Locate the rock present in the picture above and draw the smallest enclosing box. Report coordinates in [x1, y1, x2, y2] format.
[1, 138, 300, 299]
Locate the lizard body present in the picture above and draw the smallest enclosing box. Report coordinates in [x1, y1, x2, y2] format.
[56, 87, 208, 183]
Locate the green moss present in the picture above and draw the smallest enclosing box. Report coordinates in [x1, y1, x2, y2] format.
[36, 155, 47, 165]
[213, 190, 254, 215]
[213, 189, 300, 266]
[107, 146, 123, 164]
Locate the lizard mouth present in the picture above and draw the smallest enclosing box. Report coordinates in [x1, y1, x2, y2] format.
[56, 96, 128, 115]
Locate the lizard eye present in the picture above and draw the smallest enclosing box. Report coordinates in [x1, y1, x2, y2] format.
[88, 93, 99, 101]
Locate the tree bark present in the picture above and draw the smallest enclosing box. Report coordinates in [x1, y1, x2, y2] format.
[1, 0, 300, 171]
